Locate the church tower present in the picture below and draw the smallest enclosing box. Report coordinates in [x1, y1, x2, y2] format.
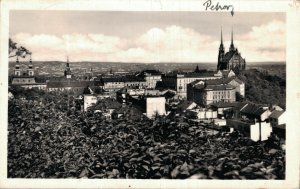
[64, 56, 72, 79]
[217, 27, 225, 70]
[195, 64, 200, 73]
[14, 56, 21, 76]
[229, 27, 235, 52]
[27, 54, 34, 76]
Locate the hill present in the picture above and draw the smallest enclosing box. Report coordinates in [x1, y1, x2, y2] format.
[239, 69, 286, 109]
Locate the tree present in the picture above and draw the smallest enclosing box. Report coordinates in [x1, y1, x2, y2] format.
[9, 38, 31, 58]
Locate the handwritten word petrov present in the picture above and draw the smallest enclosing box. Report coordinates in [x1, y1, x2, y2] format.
[203, 0, 234, 16]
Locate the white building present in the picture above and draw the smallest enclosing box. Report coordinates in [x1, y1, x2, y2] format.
[186, 108, 218, 120]
[137, 70, 162, 89]
[227, 119, 272, 141]
[269, 110, 286, 129]
[162, 72, 222, 98]
[146, 97, 166, 118]
[83, 95, 98, 111]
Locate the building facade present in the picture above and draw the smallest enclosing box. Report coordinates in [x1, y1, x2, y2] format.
[101, 76, 147, 92]
[137, 70, 162, 89]
[187, 80, 236, 106]
[162, 72, 222, 98]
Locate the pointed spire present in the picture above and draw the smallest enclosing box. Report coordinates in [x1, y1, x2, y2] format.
[195, 65, 200, 73]
[66, 55, 70, 67]
[229, 26, 235, 52]
[16, 56, 19, 63]
[221, 26, 223, 45]
[231, 26, 233, 45]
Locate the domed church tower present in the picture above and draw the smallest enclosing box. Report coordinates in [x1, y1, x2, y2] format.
[27, 54, 34, 76]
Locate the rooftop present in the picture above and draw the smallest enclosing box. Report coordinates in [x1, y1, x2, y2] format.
[240, 103, 268, 116]
[269, 110, 285, 119]
[102, 76, 146, 83]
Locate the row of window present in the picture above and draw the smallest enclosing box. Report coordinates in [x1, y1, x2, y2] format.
[213, 95, 230, 99]
[14, 79, 34, 83]
[213, 91, 231, 95]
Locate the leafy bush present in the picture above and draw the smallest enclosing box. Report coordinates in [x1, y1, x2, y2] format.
[8, 90, 285, 179]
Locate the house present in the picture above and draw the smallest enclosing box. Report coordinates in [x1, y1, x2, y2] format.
[177, 100, 198, 114]
[226, 77, 245, 97]
[146, 97, 166, 118]
[185, 108, 217, 120]
[160, 89, 177, 103]
[117, 88, 167, 119]
[209, 101, 248, 118]
[94, 98, 122, 119]
[130, 95, 167, 119]
[227, 119, 272, 141]
[269, 110, 286, 129]
[224, 102, 275, 141]
[240, 103, 271, 122]
[268, 110, 286, 138]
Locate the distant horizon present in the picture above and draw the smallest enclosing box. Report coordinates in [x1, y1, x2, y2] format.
[9, 60, 286, 65]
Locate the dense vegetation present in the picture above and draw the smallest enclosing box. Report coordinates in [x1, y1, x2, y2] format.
[8, 87, 285, 179]
[239, 69, 286, 109]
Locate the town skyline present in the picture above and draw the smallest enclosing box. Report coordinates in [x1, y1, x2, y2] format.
[10, 11, 285, 63]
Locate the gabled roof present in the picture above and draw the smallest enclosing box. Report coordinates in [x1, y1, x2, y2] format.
[189, 77, 243, 88]
[178, 100, 196, 110]
[162, 90, 176, 99]
[269, 110, 285, 119]
[240, 103, 268, 116]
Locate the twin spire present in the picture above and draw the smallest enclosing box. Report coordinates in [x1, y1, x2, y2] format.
[220, 27, 235, 52]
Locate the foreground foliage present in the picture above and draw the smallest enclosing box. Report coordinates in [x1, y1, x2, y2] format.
[8, 89, 285, 179]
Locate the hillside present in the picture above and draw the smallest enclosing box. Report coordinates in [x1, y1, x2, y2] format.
[239, 69, 286, 109]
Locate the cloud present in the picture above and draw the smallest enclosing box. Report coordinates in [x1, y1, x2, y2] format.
[10, 21, 285, 63]
[233, 20, 286, 62]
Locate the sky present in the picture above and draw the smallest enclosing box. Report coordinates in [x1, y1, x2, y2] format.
[9, 11, 286, 63]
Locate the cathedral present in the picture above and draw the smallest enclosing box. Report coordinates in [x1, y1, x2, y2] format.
[217, 28, 246, 72]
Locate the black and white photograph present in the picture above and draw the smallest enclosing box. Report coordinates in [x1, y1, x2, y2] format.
[1, 0, 300, 188]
